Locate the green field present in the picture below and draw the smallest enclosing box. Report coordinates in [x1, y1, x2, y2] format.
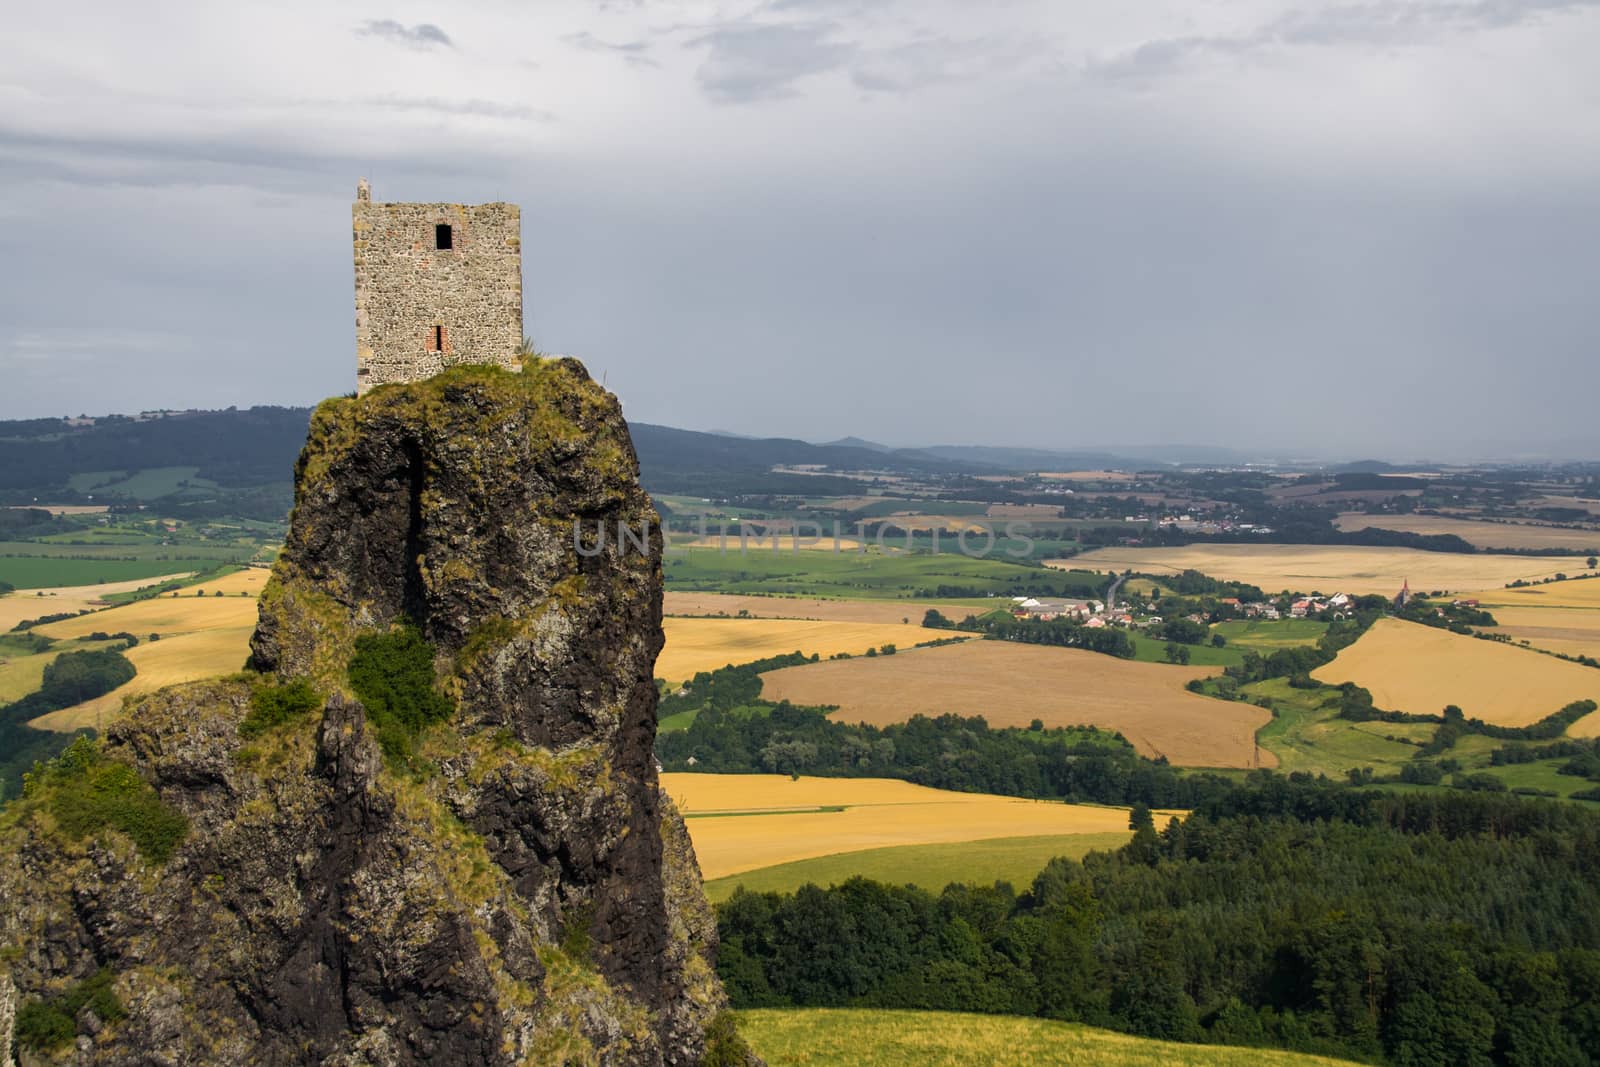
[1249, 678, 1600, 801]
[1126, 631, 1244, 667]
[1250, 679, 1424, 776]
[702, 833, 1131, 902]
[1211, 619, 1328, 651]
[0, 555, 247, 590]
[63, 466, 213, 500]
[735, 1009, 1357, 1066]
[664, 547, 1106, 600]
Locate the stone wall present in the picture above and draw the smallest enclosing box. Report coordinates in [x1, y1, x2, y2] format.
[352, 185, 523, 393]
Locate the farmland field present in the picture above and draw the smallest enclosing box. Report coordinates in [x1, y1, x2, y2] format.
[1334, 512, 1600, 552]
[661, 773, 1174, 880]
[760, 640, 1268, 768]
[33, 567, 266, 641]
[0, 555, 224, 590]
[666, 546, 1106, 600]
[0, 573, 195, 631]
[1448, 578, 1600, 659]
[672, 534, 879, 552]
[0, 637, 122, 703]
[1125, 631, 1243, 666]
[26, 568, 267, 732]
[656, 618, 956, 682]
[702, 832, 1132, 901]
[663, 591, 992, 623]
[29, 625, 255, 732]
[1250, 678, 1434, 777]
[1311, 617, 1600, 725]
[1067, 544, 1581, 595]
[736, 1009, 1358, 1067]
[1211, 618, 1328, 650]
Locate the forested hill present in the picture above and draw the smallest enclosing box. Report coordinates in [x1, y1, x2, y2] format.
[0, 408, 312, 494]
[0, 408, 993, 504]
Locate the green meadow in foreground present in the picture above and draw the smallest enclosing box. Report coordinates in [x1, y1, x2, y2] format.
[735, 1009, 1357, 1066]
[702, 832, 1132, 902]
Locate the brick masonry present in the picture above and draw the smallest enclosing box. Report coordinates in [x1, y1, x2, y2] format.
[352, 178, 523, 393]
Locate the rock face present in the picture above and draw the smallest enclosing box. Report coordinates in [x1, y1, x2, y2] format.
[0, 361, 743, 1065]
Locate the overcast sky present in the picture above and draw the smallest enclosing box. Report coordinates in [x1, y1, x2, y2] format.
[2, 1, 1597, 460]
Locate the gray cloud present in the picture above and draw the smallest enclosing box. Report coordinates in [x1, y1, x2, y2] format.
[3, 1, 1599, 461]
[690, 22, 855, 102]
[357, 19, 454, 49]
[362, 96, 551, 121]
[1092, 0, 1600, 82]
[566, 31, 657, 67]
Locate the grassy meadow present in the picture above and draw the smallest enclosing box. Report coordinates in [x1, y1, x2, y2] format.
[735, 1009, 1358, 1067]
[759, 641, 1268, 768]
[1211, 618, 1328, 651]
[660, 773, 1175, 881]
[702, 832, 1132, 902]
[1246, 675, 1600, 801]
[666, 547, 1106, 600]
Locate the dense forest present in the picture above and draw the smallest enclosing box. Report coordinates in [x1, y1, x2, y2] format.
[719, 779, 1600, 1065]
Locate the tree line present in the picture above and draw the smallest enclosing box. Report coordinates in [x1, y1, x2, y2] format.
[719, 777, 1600, 1065]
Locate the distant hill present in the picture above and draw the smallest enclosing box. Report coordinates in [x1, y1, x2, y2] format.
[0, 407, 1282, 507]
[630, 423, 981, 496]
[0, 411, 987, 507]
[818, 436, 893, 453]
[915, 444, 1162, 471]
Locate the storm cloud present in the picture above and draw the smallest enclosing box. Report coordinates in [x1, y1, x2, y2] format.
[2, 0, 1598, 461]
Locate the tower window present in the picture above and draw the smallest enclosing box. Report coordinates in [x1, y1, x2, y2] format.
[435, 224, 453, 250]
[429, 325, 445, 352]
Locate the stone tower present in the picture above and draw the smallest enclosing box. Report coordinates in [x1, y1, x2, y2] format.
[352, 179, 523, 394]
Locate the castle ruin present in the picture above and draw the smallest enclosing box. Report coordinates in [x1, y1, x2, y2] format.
[352, 179, 523, 393]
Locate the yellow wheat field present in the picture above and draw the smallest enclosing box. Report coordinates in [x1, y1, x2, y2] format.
[33, 568, 267, 641]
[30, 626, 256, 732]
[1466, 605, 1600, 661]
[1312, 617, 1600, 726]
[0, 573, 196, 633]
[1334, 513, 1600, 553]
[1464, 579, 1600, 610]
[1425, 579, 1600, 661]
[662, 773, 1175, 880]
[663, 592, 985, 625]
[27, 568, 267, 733]
[1569, 709, 1600, 739]
[761, 640, 1268, 768]
[1038, 471, 1139, 482]
[656, 617, 955, 683]
[1066, 545, 1582, 595]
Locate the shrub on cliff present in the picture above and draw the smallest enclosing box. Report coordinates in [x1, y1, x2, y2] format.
[22, 736, 187, 863]
[348, 625, 453, 763]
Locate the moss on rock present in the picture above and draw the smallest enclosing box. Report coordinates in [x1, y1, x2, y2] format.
[1, 358, 742, 1065]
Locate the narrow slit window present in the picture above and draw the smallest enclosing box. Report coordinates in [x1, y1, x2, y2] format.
[435, 224, 453, 250]
[430, 325, 445, 352]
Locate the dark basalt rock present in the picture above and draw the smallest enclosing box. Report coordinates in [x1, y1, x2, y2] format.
[1, 361, 747, 1065]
